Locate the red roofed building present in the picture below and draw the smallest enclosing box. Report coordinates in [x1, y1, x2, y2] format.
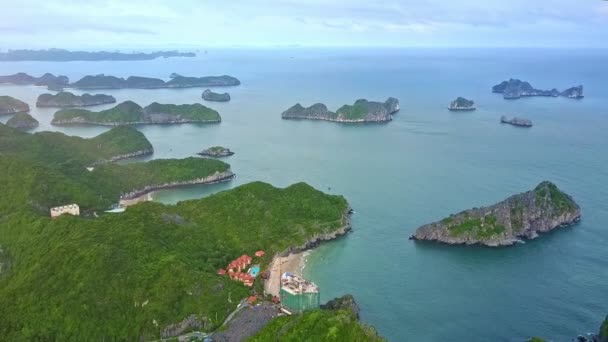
[217, 269, 226, 275]
[247, 295, 257, 304]
[255, 250, 265, 257]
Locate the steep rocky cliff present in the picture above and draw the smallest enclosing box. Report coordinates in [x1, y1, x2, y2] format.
[411, 181, 581, 247]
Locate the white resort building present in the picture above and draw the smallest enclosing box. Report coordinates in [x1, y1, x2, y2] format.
[50, 204, 80, 218]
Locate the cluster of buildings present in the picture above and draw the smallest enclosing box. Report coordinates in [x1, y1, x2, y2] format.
[217, 251, 265, 287]
[279, 272, 320, 313]
[50, 204, 80, 218]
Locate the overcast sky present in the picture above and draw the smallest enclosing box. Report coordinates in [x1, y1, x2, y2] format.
[2, 0, 608, 49]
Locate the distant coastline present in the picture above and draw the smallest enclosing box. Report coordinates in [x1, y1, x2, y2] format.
[0, 48, 195, 62]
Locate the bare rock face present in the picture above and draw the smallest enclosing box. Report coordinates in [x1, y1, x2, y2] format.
[161, 314, 207, 338]
[410, 181, 581, 247]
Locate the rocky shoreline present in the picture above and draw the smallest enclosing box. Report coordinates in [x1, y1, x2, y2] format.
[410, 181, 581, 247]
[119, 170, 235, 207]
[265, 207, 353, 296]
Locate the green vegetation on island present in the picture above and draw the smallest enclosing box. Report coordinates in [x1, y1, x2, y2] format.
[69, 74, 240, 89]
[448, 97, 476, 111]
[250, 308, 384, 342]
[0, 95, 30, 115]
[282, 97, 400, 123]
[36, 91, 116, 107]
[52, 101, 221, 126]
[411, 181, 581, 246]
[0, 123, 152, 166]
[0, 172, 349, 339]
[5, 112, 39, 130]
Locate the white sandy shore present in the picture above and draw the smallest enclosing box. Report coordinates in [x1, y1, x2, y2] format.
[264, 251, 310, 297]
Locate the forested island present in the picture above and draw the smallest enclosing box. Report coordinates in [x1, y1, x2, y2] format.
[6, 113, 39, 130]
[492, 79, 584, 99]
[202, 89, 231, 102]
[410, 181, 581, 246]
[448, 97, 476, 111]
[0, 96, 29, 115]
[282, 97, 400, 123]
[51, 101, 221, 126]
[70, 74, 240, 89]
[0, 72, 69, 90]
[37, 92, 116, 107]
[0, 49, 195, 61]
[0, 122, 362, 339]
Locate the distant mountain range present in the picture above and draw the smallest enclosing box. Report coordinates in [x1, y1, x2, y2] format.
[0, 48, 195, 61]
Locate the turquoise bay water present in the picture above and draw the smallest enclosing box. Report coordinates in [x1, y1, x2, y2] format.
[1, 49, 607, 341]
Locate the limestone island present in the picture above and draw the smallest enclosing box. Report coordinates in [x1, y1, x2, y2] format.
[6, 112, 39, 130]
[410, 181, 581, 247]
[448, 97, 476, 111]
[492, 79, 584, 99]
[501, 115, 532, 128]
[69, 74, 240, 89]
[0, 96, 30, 115]
[282, 97, 399, 123]
[202, 89, 231, 102]
[0, 72, 69, 90]
[51, 101, 221, 126]
[36, 92, 116, 108]
[197, 146, 234, 157]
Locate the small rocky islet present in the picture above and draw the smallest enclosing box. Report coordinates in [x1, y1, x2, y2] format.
[501, 115, 532, 127]
[6, 112, 39, 130]
[202, 89, 231, 102]
[448, 97, 476, 111]
[36, 91, 116, 107]
[197, 146, 234, 157]
[0, 95, 30, 115]
[493, 79, 584, 99]
[282, 97, 399, 123]
[51, 101, 221, 126]
[410, 181, 581, 247]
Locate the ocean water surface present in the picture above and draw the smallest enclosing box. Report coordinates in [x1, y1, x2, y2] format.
[1, 48, 606, 341]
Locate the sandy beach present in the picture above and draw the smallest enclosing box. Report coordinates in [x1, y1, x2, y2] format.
[264, 251, 309, 297]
